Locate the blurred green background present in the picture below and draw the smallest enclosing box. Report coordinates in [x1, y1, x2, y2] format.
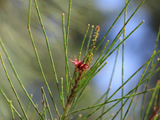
[0, 0, 159, 119]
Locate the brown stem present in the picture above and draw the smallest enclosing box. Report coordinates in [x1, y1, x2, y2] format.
[67, 71, 82, 105]
[147, 104, 160, 120]
[63, 71, 82, 120]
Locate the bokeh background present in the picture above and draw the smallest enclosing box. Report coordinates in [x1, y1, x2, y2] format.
[0, 0, 160, 119]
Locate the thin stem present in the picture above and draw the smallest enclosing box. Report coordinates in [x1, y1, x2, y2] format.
[70, 85, 160, 116]
[60, 77, 65, 110]
[66, 0, 72, 46]
[0, 39, 42, 117]
[30, 104, 37, 120]
[121, 0, 128, 119]
[25, 94, 33, 117]
[62, 71, 83, 120]
[72, 22, 145, 113]
[41, 87, 53, 120]
[123, 51, 155, 119]
[148, 104, 160, 120]
[97, 78, 160, 120]
[128, 85, 144, 119]
[140, 26, 160, 119]
[0, 89, 22, 119]
[33, 0, 60, 93]
[9, 101, 15, 120]
[99, 20, 144, 68]
[41, 87, 47, 120]
[82, 51, 160, 119]
[28, 0, 60, 117]
[153, 26, 160, 52]
[100, 39, 121, 120]
[62, 13, 70, 98]
[143, 81, 160, 120]
[95, 40, 109, 64]
[81, 20, 144, 89]
[93, 0, 131, 54]
[0, 53, 29, 120]
[85, 25, 94, 56]
[78, 24, 90, 60]
[84, 20, 144, 85]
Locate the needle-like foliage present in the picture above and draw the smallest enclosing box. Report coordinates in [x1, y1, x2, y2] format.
[0, 0, 160, 120]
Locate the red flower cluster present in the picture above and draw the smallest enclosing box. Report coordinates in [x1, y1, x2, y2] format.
[70, 57, 89, 71]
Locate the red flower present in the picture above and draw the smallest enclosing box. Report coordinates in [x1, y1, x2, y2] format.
[70, 57, 89, 71]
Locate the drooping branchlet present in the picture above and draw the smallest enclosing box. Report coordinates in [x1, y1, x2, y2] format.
[66, 26, 100, 119]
